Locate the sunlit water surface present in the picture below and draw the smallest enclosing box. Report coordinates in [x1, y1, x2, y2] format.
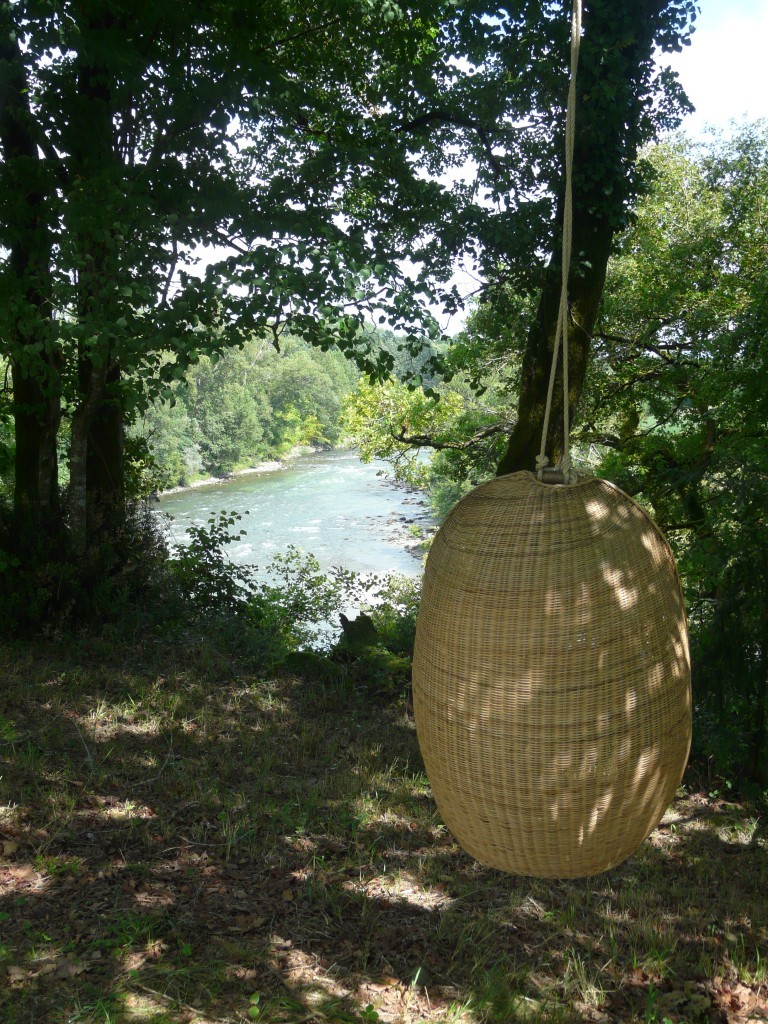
[156, 449, 431, 578]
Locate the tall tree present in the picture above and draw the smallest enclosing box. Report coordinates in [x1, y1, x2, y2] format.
[481, 0, 698, 473]
[327, 0, 697, 472]
[583, 128, 768, 783]
[0, 18, 61, 543]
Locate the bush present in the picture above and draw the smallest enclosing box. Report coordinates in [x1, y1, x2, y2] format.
[689, 539, 768, 793]
[164, 511, 375, 667]
[0, 498, 423, 699]
[0, 500, 171, 637]
[364, 573, 421, 657]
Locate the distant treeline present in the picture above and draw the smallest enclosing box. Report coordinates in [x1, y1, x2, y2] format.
[131, 335, 356, 489]
[132, 328, 439, 491]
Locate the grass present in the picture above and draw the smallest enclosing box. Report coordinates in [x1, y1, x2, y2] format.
[1, 634, 767, 1024]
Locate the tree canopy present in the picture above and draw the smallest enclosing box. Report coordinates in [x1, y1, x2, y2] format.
[0, 0, 698, 559]
[0, 0, 450, 551]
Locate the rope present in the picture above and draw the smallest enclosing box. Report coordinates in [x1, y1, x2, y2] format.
[537, 0, 582, 485]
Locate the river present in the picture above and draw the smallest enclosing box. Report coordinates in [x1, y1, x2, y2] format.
[156, 449, 432, 578]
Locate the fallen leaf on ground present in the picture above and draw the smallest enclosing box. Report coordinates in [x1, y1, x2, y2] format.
[8, 864, 37, 882]
[53, 960, 87, 980]
[230, 913, 266, 933]
[7, 966, 31, 984]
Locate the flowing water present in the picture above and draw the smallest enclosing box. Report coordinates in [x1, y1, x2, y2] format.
[156, 449, 431, 578]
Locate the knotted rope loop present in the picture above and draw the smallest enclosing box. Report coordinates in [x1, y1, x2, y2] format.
[537, 0, 581, 485]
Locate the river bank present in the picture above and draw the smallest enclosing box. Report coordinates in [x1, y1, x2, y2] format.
[157, 445, 317, 497]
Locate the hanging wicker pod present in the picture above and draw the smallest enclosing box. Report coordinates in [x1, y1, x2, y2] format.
[412, 471, 691, 878]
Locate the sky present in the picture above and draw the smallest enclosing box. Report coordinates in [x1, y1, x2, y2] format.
[662, 0, 768, 135]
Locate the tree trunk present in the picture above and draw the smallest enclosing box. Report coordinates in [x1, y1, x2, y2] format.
[1, 18, 61, 547]
[13, 372, 60, 525]
[496, 215, 613, 475]
[497, 0, 679, 476]
[746, 548, 768, 787]
[69, 10, 123, 552]
[86, 361, 125, 542]
[69, 363, 108, 556]
[11, 365, 61, 544]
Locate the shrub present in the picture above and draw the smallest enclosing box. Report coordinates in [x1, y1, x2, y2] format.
[0, 499, 171, 637]
[364, 573, 421, 657]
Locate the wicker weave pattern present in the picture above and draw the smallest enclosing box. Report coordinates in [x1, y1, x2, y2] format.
[412, 472, 691, 878]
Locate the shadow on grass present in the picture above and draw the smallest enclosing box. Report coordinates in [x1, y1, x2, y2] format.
[1, 636, 766, 1024]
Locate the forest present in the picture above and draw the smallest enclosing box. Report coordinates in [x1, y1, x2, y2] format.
[134, 336, 360, 488]
[1, 1, 767, 1023]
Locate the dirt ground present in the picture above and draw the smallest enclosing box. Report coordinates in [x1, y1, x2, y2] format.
[1, 637, 767, 1024]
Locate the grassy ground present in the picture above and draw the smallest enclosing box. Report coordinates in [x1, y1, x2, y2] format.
[1, 635, 766, 1024]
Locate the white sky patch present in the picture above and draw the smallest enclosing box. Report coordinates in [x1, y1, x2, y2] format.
[662, 0, 768, 136]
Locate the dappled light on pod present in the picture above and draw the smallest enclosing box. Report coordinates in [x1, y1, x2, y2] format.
[412, 472, 692, 879]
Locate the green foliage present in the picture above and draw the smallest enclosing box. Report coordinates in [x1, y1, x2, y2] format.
[250, 547, 361, 655]
[130, 397, 203, 492]
[0, 0, 698, 560]
[365, 574, 421, 658]
[343, 376, 461, 482]
[1, 0, 464, 560]
[278, 575, 422, 703]
[192, 367, 268, 475]
[169, 511, 258, 615]
[422, 461, 478, 519]
[164, 509, 390, 666]
[0, 500, 170, 637]
[314, 579, 422, 702]
[263, 344, 357, 450]
[133, 334, 359, 487]
[584, 125, 768, 788]
[341, 369, 508, 513]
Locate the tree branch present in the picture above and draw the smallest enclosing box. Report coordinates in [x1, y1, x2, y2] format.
[394, 110, 505, 178]
[255, 17, 342, 54]
[392, 421, 510, 451]
[214, 229, 252, 256]
[161, 238, 178, 307]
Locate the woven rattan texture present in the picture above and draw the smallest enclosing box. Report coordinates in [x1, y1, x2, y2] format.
[412, 472, 691, 878]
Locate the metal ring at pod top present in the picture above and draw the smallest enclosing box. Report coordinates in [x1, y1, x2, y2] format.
[412, 471, 691, 879]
